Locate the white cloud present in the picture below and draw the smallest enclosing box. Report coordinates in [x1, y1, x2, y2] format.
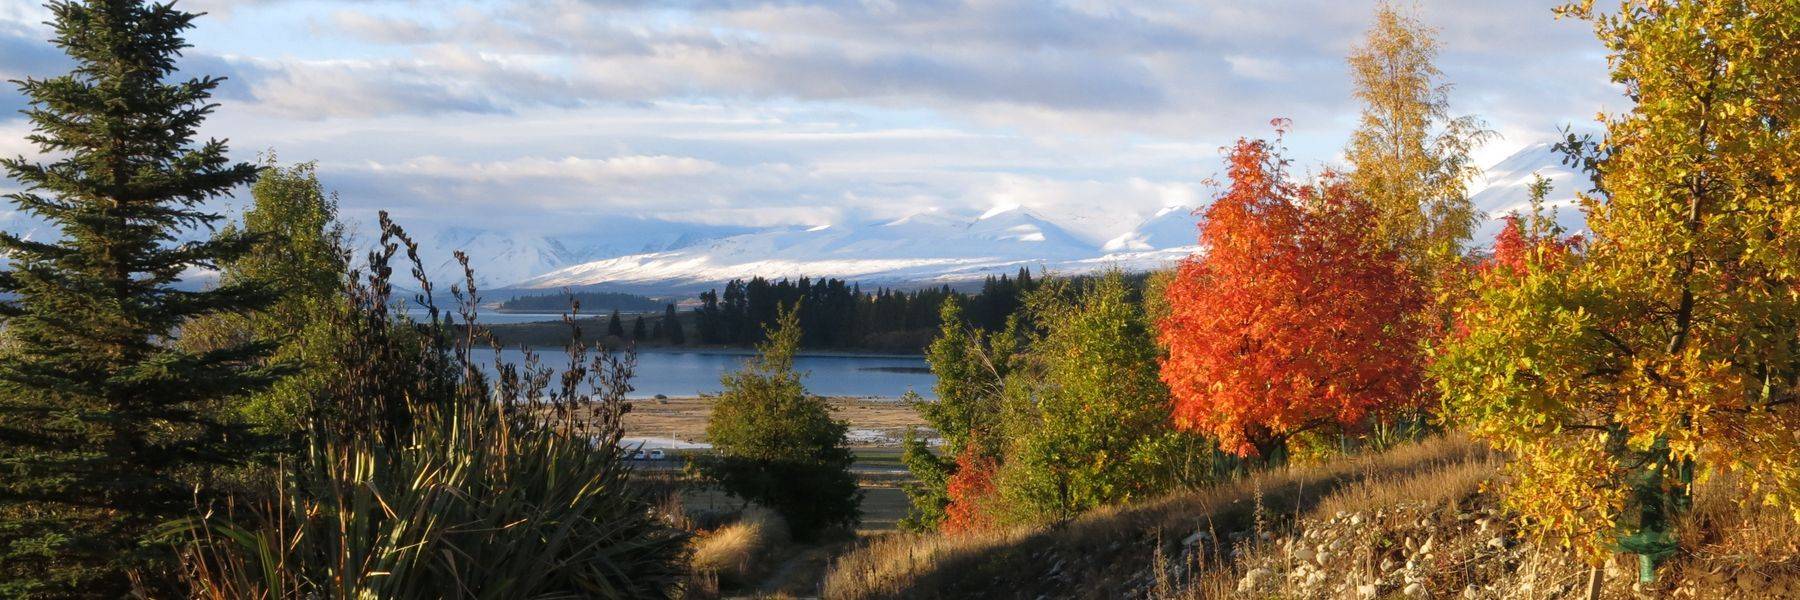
[0, 0, 1626, 245]
[368, 155, 721, 184]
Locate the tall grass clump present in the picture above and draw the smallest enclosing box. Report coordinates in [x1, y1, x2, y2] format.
[173, 213, 688, 599]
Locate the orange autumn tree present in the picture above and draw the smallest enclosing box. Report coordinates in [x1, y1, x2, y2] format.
[941, 442, 1000, 535]
[1159, 135, 1427, 457]
[1484, 175, 1582, 278]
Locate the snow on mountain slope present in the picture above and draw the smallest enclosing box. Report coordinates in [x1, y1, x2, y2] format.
[513, 207, 1102, 293]
[1468, 142, 1590, 247]
[414, 227, 578, 290]
[398, 218, 761, 289]
[1103, 205, 1201, 252]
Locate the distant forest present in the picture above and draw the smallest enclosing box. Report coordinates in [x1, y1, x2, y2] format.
[692, 269, 1040, 351]
[480, 270, 1150, 352]
[482, 271, 1043, 352]
[498, 290, 662, 313]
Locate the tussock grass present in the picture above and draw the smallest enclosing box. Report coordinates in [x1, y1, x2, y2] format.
[824, 435, 1487, 599]
[692, 508, 791, 588]
[1170, 443, 1800, 599]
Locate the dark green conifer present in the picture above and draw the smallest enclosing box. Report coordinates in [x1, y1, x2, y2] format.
[0, 1, 276, 595]
[607, 309, 625, 338]
[664, 303, 685, 345]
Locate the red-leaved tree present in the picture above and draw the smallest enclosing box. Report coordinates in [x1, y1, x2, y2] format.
[941, 442, 1000, 535]
[1158, 137, 1427, 457]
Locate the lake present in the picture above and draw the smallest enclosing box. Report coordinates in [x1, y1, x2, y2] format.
[467, 346, 936, 400]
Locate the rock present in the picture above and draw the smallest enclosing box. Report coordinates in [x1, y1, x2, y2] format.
[1350, 514, 1366, 526]
[1404, 582, 1428, 598]
[1485, 536, 1505, 551]
[1293, 544, 1316, 563]
[1357, 583, 1379, 599]
[1381, 557, 1399, 573]
[1417, 536, 1435, 556]
[1238, 568, 1273, 593]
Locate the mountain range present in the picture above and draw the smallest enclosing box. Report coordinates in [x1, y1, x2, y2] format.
[0, 143, 1589, 295]
[495, 142, 1588, 294]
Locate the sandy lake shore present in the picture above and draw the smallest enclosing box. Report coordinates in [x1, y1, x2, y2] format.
[623, 396, 929, 448]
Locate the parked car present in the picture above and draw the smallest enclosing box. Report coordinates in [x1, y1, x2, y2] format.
[648, 449, 666, 460]
[631, 449, 647, 460]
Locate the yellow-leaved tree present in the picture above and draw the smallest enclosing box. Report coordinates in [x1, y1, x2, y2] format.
[1345, 4, 1492, 281]
[1434, 0, 1799, 582]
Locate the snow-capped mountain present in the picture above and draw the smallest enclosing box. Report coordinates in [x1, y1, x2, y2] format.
[394, 218, 763, 289]
[1103, 205, 1200, 252]
[1468, 142, 1589, 246]
[512, 207, 1117, 293]
[0, 144, 1590, 296]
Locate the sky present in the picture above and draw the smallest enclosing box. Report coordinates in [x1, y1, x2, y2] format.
[0, 0, 1626, 245]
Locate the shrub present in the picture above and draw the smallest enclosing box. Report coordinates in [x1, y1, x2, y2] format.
[174, 215, 689, 599]
[698, 303, 861, 541]
[994, 272, 1188, 523]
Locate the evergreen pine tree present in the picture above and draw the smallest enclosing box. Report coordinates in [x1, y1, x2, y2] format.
[607, 309, 625, 338]
[664, 303, 685, 345]
[0, 1, 277, 594]
[631, 315, 646, 340]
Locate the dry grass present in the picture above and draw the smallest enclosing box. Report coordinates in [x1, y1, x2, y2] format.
[1308, 448, 1498, 519]
[688, 508, 791, 595]
[823, 435, 1800, 599]
[1168, 447, 1800, 599]
[823, 435, 1488, 599]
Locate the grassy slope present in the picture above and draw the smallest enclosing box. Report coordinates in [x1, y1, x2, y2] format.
[824, 436, 1800, 600]
[824, 437, 1492, 599]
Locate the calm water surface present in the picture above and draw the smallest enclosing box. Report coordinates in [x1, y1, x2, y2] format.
[467, 346, 935, 399]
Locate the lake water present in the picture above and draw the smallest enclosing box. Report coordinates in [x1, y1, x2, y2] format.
[467, 346, 935, 400]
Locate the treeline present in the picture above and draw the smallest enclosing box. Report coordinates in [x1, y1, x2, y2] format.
[691, 270, 1038, 351]
[499, 290, 662, 313]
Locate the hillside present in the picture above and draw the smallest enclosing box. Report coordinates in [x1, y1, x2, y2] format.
[491, 144, 1580, 294]
[1467, 142, 1588, 247]
[510, 207, 1109, 294]
[823, 437, 1799, 600]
